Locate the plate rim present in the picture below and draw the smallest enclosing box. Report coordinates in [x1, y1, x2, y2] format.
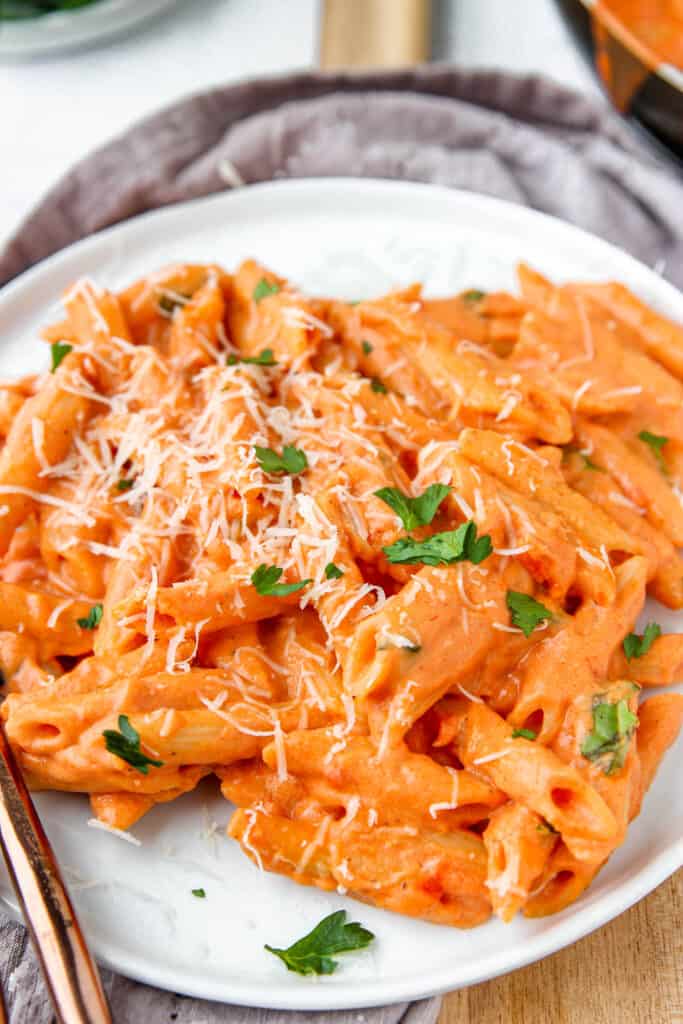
[0, 0, 180, 58]
[0, 177, 681, 1009]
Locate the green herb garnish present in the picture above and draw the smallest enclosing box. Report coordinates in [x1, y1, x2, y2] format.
[265, 910, 374, 976]
[254, 445, 308, 476]
[158, 291, 189, 315]
[623, 622, 661, 661]
[77, 604, 103, 630]
[563, 445, 604, 472]
[324, 562, 344, 579]
[102, 714, 164, 775]
[638, 430, 668, 472]
[116, 478, 134, 492]
[511, 727, 537, 740]
[361, 340, 373, 355]
[383, 520, 492, 566]
[253, 279, 281, 303]
[370, 378, 387, 394]
[506, 591, 553, 637]
[374, 484, 451, 531]
[462, 289, 485, 305]
[50, 342, 72, 372]
[251, 565, 311, 597]
[580, 696, 638, 775]
[227, 348, 277, 367]
[192, 888, 206, 899]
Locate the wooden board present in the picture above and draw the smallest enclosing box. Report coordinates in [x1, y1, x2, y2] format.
[440, 869, 682, 1024]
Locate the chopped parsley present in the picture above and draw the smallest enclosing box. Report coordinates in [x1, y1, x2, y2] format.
[370, 378, 387, 394]
[361, 340, 373, 355]
[623, 622, 661, 661]
[253, 279, 281, 303]
[563, 445, 603, 472]
[383, 520, 492, 566]
[506, 591, 553, 637]
[102, 714, 164, 775]
[324, 562, 344, 579]
[116, 478, 135, 492]
[251, 565, 311, 597]
[374, 483, 451, 531]
[511, 727, 537, 740]
[227, 348, 277, 367]
[157, 291, 189, 315]
[638, 429, 668, 472]
[50, 341, 72, 372]
[255, 445, 308, 476]
[265, 910, 374, 976]
[462, 289, 485, 305]
[580, 695, 638, 775]
[191, 888, 206, 899]
[77, 604, 103, 630]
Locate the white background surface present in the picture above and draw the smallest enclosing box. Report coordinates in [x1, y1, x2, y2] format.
[0, 179, 680, 1008]
[0, 0, 601, 251]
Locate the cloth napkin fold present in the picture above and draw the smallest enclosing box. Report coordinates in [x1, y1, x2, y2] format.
[1, 65, 682, 289]
[1, 64, 682, 1024]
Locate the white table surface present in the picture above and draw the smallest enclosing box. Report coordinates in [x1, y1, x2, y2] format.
[0, 0, 600, 252]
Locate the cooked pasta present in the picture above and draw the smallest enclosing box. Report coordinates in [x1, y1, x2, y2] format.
[1, 259, 681, 928]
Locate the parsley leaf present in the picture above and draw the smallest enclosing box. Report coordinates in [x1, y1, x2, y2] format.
[192, 888, 206, 898]
[77, 604, 103, 630]
[374, 484, 451, 531]
[580, 696, 638, 775]
[102, 714, 164, 775]
[255, 445, 308, 476]
[265, 910, 374, 976]
[50, 341, 72, 372]
[253, 279, 281, 303]
[383, 520, 492, 566]
[506, 591, 553, 637]
[462, 289, 485, 305]
[512, 727, 536, 740]
[158, 291, 189, 315]
[562, 445, 604, 472]
[638, 429, 668, 472]
[370, 378, 387, 394]
[325, 562, 344, 579]
[227, 348, 277, 367]
[116, 478, 134, 491]
[623, 621, 661, 661]
[251, 565, 311, 597]
[361, 340, 373, 355]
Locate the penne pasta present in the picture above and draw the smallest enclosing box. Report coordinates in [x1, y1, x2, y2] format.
[0, 258, 679, 930]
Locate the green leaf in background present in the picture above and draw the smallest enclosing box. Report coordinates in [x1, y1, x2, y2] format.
[1, 0, 102, 19]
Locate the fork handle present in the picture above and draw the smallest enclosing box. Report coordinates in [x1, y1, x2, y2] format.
[0, 726, 111, 1024]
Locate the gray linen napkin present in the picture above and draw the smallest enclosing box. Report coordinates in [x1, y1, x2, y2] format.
[0, 916, 439, 1024]
[1, 65, 682, 1023]
[1, 65, 682, 288]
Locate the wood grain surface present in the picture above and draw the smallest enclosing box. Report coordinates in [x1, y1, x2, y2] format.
[440, 870, 682, 1024]
[319, 0, 430, 69]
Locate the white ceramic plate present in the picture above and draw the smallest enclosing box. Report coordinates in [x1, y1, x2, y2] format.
[0, 180, 681, 1010]
[0, 0, 179, 58]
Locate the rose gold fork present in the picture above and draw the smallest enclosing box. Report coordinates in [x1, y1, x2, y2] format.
[0, 722, 111, 1024]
